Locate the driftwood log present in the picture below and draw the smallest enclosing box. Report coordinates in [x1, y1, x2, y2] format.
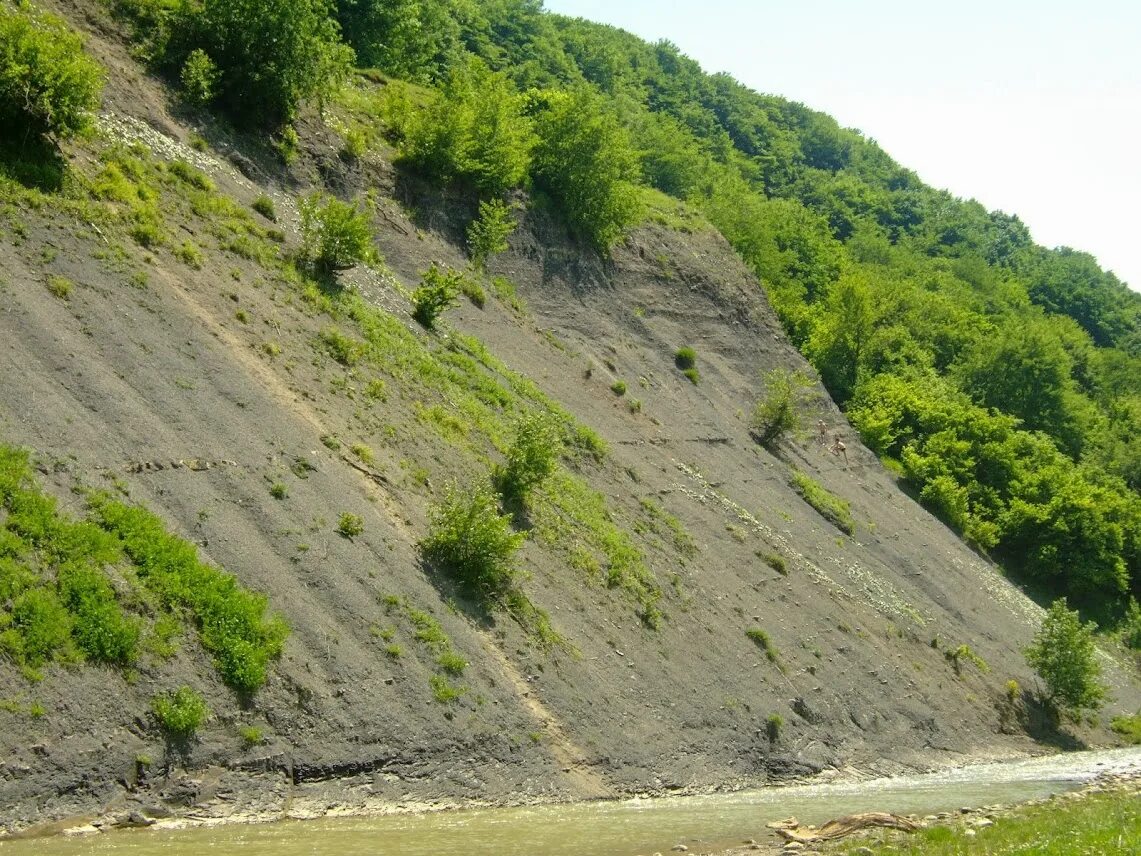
[767, 812, 922, 843]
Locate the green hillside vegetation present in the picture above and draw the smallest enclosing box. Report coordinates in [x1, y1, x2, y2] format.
[13, 0, 1141, 629]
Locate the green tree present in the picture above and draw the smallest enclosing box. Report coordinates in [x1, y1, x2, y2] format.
[1025, 598, 1107, 719]
[530, 86, 641, 251]
[402, 56, 534, 196]
[174, 0, 353, 127]
[0, 5, 104, 141]
[336, 0, 463, 83]
[467, 198, 517, 268]
[411, 263, 462, 329]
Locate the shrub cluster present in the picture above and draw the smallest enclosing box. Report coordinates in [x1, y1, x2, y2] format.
[419, 482, 524, 603]
[411, 263, 462, 329]
[93, 498, 288, 694]
[151, 686, 208, 739]
[789, 470, 854, 535]
[495, 412, 562, 504]
[299, 192, 376, 273]
[0, 5, 104, 141]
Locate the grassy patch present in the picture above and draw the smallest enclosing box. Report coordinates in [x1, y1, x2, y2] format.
[92, 496, 288, 694]
[533, 471, 662, 628]
[790, 469, 854, 535]
[822, 783, 1141, 855]
[746, 627, 781, 667]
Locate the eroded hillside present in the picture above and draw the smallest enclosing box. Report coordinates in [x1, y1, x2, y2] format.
[0, 1, 1138, 836]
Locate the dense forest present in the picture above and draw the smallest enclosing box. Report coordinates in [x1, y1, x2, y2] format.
[17, 0, 1141, 627]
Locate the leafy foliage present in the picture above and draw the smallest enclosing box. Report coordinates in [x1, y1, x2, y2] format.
[530, 86, 641, 251]
[495, 411, 562, 503]
[0, 5, 104, 141]
[154, 0, 353, 127]
[1025, 598, 1107, 719]
[467, 198, 517, 268]
[420, 481, 525, 603]
[411, 263, 462, 329]
[401, 56, 534, 196]
[751, 367, 813, 448]
[93, 497, 288, 694]
[298, 192, 376, 273]
[151, 686, 208, 738]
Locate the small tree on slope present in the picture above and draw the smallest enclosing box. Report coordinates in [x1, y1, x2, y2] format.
[1025, 598, 1107, 720]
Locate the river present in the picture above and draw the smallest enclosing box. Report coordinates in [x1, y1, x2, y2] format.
[2, 748, 1138, 855]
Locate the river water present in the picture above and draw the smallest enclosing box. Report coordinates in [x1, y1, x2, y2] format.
[2, 748, 1138, 855]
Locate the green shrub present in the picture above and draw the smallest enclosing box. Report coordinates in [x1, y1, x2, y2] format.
[746, 627, 780, 663]
[179, 48, 218, 106]
[610, 380, 627, 396]
[765, 713, 784, 743]
[467, 198, 517, 268]
[299, 192, 376, 273]
[751, 368, 813, 447]
[674, 347, 696, 370]
[411, 264, 461, 329]
[496, 412, 562, 503]
[269, 482, 287, 500]
[420, 482, 524, 603]
[57, 563, 140, 666]
[151, 686, 208, 738]
[167, 160, 213, 191]
[790, 469, 854, 534]
[251, 195, 276, 221]
[1025, 598, 1107, 719]
[336, 512, 364, 539]
[5, 587, 74, 667]
[239, 725, 263, 747]
[682, 367, 700, 385]
[0, 5, 104, 141]
[1111, 713, 1141, 744]
[164, 0, 353, 128]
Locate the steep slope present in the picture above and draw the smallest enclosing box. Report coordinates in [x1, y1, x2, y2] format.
[0, 5, 1138, 836]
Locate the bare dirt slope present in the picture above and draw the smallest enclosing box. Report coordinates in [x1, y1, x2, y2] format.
[0, 1, 1137, 835]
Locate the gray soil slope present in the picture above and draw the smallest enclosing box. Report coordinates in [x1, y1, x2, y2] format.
[0, 1, 1137, 835]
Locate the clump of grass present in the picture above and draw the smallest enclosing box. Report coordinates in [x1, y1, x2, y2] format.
[945, 643, 989, 676]
[336, 512, 364, 539]
[681, 367, 700, 385]
[759, 552, 787, 575]
[351, 443, 375, 465]
[789, 469, 854, 535]
[610, 380, 627, 396]
[429, 673, 465, 704]
[46, 275, 72, 299]
[746, 627, 780, 664]
[674, 346, 696, 370]
[269, 482, 287, 500]
[174, 240, 204, 269]
[239, 725, 263, 747]
[764, 712, 783, 743]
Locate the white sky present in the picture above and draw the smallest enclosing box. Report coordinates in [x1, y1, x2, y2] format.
[544, 0, 1141, 291]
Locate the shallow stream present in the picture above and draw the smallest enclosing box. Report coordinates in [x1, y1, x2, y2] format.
[3, 748, 1138, 855]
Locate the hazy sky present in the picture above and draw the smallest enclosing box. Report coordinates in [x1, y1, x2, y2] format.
[543, 0, 1141, 291]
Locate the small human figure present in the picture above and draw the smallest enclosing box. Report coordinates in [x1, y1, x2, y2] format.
[830, 434, 848, 465]
[817, 420, 828, 446]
